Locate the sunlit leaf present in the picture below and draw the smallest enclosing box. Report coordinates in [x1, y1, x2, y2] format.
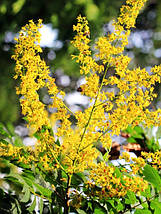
[126, 190, 137, 205]
[143, 165, 161, 191]
[33, 182, 52, 199]
[77, 208, 87, 214]
[135, 208, 152, 214]
[21, 184, 30, 203]
[27, 196, 36, 212]
[39, 198, 44, 214]
[150, 199, 161, 214]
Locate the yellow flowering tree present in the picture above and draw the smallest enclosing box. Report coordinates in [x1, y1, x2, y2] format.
[1, 0, 161, 213]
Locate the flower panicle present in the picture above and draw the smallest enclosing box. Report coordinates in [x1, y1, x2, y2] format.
[1, 0, 161, 203]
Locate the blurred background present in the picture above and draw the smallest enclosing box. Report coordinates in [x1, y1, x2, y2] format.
[0, 0, 161, 124]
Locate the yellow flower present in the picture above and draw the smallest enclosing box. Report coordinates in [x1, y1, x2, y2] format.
[120, 152, 131, 162]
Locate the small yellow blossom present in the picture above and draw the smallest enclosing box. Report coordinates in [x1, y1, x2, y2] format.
[120, 152, 131, 162]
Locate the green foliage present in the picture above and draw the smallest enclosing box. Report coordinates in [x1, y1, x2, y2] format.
[27, 196, 36, 213]
[0, 122, 23, 148]
[77, 209, 87, 214]
[0, 122, 12, 140]
[0, 161, 53, 213]
[135, 209, 152, 214]
[127, 126, 144, 141]
[150, 199, 161, 214]
[1, 152, 161, 213]
[143, 165, 161, 191]
[125, 190, 137, 205]
[124, 125, 160, 152]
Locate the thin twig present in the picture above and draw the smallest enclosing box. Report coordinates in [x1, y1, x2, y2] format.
[63, 102, 76, 116]
[79, 63, 109, 148]
[121, 193, 160, 214]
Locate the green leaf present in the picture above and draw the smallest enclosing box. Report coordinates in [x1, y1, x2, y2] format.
[150, 199, 161, 214]
[127, 137, 136, 143]
[86, 3, 99, 21]
[8, 172, 26, 184]
[125, 198, 131, 205]
[33, 132, 41, 140]
[71, 172, 85, 186]
[5, 122, 15, 137]
[11, 199, 22, 214]
[39, 151, 46, 157]
[97, 151, 104, 162]
[21, 184, 30, 202]
[55, 139, 60, 146]
[6, 172, 34, 203]
[103, 152, 109, 162]
[27, 196, 36, 212]
[77, 208, 87, 214]
[0, 123, 11, 138]
[94, 207, 106, 214]
[134, 126, 143, 134]
[143, 165, 161, 191]
[135, 208, 152, 214]
[93, 201, 107, 214]
[14, 198, 22, 214]
[115, 200, 124, 211]
[125, 126, 144, 140]
[141, 202, 148, 209]
[39, 198, 44, 214]
[126, 190, 137, 205]
[7, 172, 52, 202]
[141, 185, 152, 198]
[14, 136, 24, 147]
[0, 139, 9, 145]
[159, 192, 161, 202]
[13, 161, 31, 169]
[154, 209, 161, 214]
[132, 133, 143, 139]
[23, 116, 29, 123]
[88, 202, 93, 210]
[125, 125, 133, 134]
[22, 170, 35, 180]
[125, 191, 137, 205]
[107, 199, 115, 207]
[33, 182, 52, 199]
[114, 167, 121, 178]
[156, 126, 161, 140]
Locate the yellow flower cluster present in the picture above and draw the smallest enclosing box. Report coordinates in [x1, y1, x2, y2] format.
[87, 162, 148, 199]
[119, 0, 147, 29]
[72, 15, 104, 75]
[80, 74, 99, 98]
[95, 0, 147, 64]
[0, 129, 61, 172]
[71, 0, 161, 140]
[11, 19, 66, 133]
[120, 152, 131, 162]
[130, 157, 146, 174]
[12, 20, 50, 132]
[0, 143, 22, 158]
[142, 151, 161, 169]
[120, 151, 161, 174]
[7, 20, 73, 172]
